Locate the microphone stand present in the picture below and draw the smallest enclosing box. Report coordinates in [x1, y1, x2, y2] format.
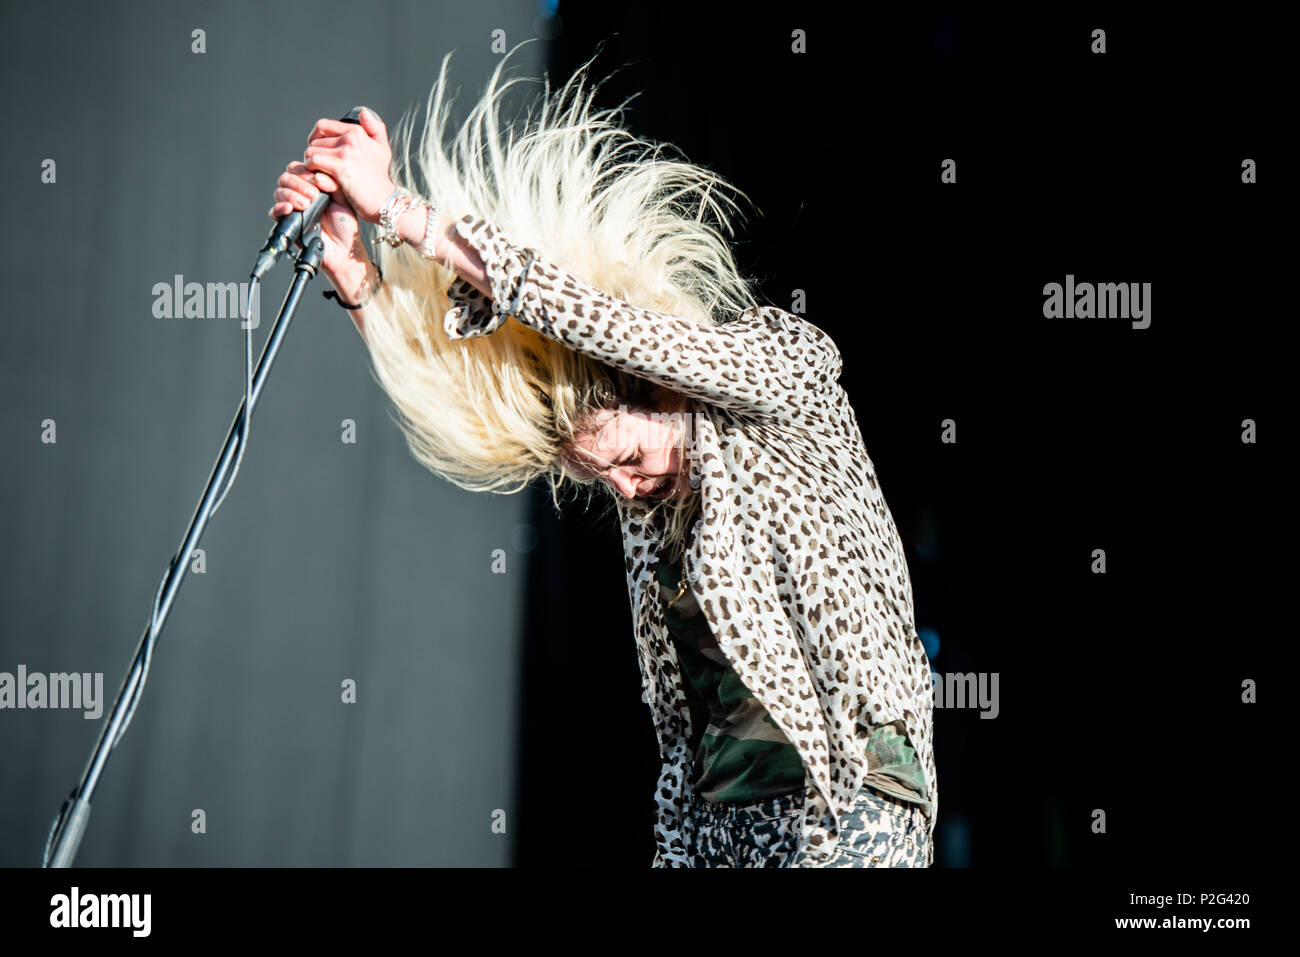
[40, 225, 330, 867]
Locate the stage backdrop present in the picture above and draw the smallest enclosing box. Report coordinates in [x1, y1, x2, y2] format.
[0, 0, 548, 866]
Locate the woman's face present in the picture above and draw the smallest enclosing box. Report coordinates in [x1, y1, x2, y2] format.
[568, 388, 693, 501]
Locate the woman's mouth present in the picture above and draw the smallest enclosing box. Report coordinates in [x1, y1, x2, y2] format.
[647, 477, 674, 499]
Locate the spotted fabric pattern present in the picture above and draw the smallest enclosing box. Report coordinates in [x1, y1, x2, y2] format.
[442, 216, 937, 867]
[684, 786, 930, 868]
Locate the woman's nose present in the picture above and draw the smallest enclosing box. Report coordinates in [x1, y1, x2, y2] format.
[611, 469, 640, 499]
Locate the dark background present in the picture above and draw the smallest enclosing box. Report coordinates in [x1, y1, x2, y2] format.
[520, 3, 1282, 870]
[0, 2, 1280, 871]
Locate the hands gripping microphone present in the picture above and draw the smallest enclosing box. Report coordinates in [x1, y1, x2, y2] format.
[250, 107, 365, 280]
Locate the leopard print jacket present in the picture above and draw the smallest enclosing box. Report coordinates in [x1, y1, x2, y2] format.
[441, 216, 936, 867]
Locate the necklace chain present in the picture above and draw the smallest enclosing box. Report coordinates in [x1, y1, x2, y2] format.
[665, 513, 698, 607]
[667, 565, 689, 606]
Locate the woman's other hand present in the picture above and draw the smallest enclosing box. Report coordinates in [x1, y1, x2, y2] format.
[302, 108, 396, 224]
[268, 160, 373, 299]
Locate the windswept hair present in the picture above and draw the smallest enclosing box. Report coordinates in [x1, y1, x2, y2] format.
[363, 42, 759, 557]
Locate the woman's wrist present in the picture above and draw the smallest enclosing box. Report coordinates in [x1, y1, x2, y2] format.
[327, 257, 381, 304]
[396, 203, 452, 258]
[322, 232, 378, 299]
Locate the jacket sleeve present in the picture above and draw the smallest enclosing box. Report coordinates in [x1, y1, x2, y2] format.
[442, 216, 842, 424]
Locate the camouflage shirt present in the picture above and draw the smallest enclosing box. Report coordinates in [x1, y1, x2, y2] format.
[655, 532, 930, 813]
[657, 541, 806, 803]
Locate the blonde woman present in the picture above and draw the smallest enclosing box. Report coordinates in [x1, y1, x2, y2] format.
[269, 50, 936, 867]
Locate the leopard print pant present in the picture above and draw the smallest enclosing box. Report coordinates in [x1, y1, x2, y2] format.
[683, 786, 930, 868]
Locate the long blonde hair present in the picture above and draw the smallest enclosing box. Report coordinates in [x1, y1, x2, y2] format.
[363, 42, 757, 558]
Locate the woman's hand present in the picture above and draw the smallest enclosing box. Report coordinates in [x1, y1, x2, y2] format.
[268, 160, 374, 299]
[302, 108, 397, 224]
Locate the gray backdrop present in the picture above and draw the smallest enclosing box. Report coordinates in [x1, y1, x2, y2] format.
[0, 0, 547, 866]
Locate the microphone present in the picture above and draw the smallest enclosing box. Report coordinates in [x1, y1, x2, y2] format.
[250, 107, 366, 280]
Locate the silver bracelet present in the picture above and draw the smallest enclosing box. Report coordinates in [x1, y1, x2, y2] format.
[377, 188, 420, 247]
[418, 203, 439, 260]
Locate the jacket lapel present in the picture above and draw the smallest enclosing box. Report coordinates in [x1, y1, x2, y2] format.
[621, 405, 840, 864]
[683, 408, 839, 861]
